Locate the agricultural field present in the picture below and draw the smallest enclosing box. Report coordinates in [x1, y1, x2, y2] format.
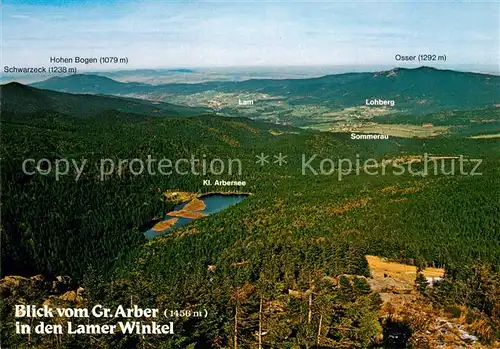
[309, 122, 449, 138]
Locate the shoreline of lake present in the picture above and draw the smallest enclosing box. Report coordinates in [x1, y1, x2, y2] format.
[144, 192, 250, 239]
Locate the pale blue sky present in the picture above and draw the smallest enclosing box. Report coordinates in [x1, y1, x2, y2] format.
[2, 0, 499, 72]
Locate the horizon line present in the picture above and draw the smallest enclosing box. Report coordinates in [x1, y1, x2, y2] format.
[2, 65, 499, 86]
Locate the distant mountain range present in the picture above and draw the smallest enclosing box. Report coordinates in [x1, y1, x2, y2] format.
[30, 67, 500, 114]
[0, 82, 209, 118]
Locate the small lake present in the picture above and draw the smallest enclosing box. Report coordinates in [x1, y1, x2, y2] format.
[144, 194, 248, 239]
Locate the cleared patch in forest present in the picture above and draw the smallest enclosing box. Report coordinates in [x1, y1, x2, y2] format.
[309, 122, 449, 138]
[366, 255, 444, 296]
[163, 190, 197, 204]
[330, 198, 370, 215]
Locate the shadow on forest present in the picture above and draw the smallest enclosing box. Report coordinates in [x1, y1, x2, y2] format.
[381, 318, 412, 348]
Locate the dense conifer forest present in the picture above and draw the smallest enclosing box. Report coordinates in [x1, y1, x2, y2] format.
[1, 83, 499, 348]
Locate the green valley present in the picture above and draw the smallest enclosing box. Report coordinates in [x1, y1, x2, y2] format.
[30, 67, 500, 138]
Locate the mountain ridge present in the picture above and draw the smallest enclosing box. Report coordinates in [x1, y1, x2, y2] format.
[0, 82, 209, 118]
[29, 67, 500, 115]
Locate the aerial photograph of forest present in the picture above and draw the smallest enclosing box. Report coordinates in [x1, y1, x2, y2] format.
[1, 1, 499, 348]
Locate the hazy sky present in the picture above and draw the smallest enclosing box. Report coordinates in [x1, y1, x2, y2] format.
[2, 0, 499, 72]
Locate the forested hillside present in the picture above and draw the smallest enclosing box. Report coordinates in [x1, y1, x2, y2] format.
[1, 84, 499, 348]
[31, 67, 500, 113]
[1, 82, 208, 118]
